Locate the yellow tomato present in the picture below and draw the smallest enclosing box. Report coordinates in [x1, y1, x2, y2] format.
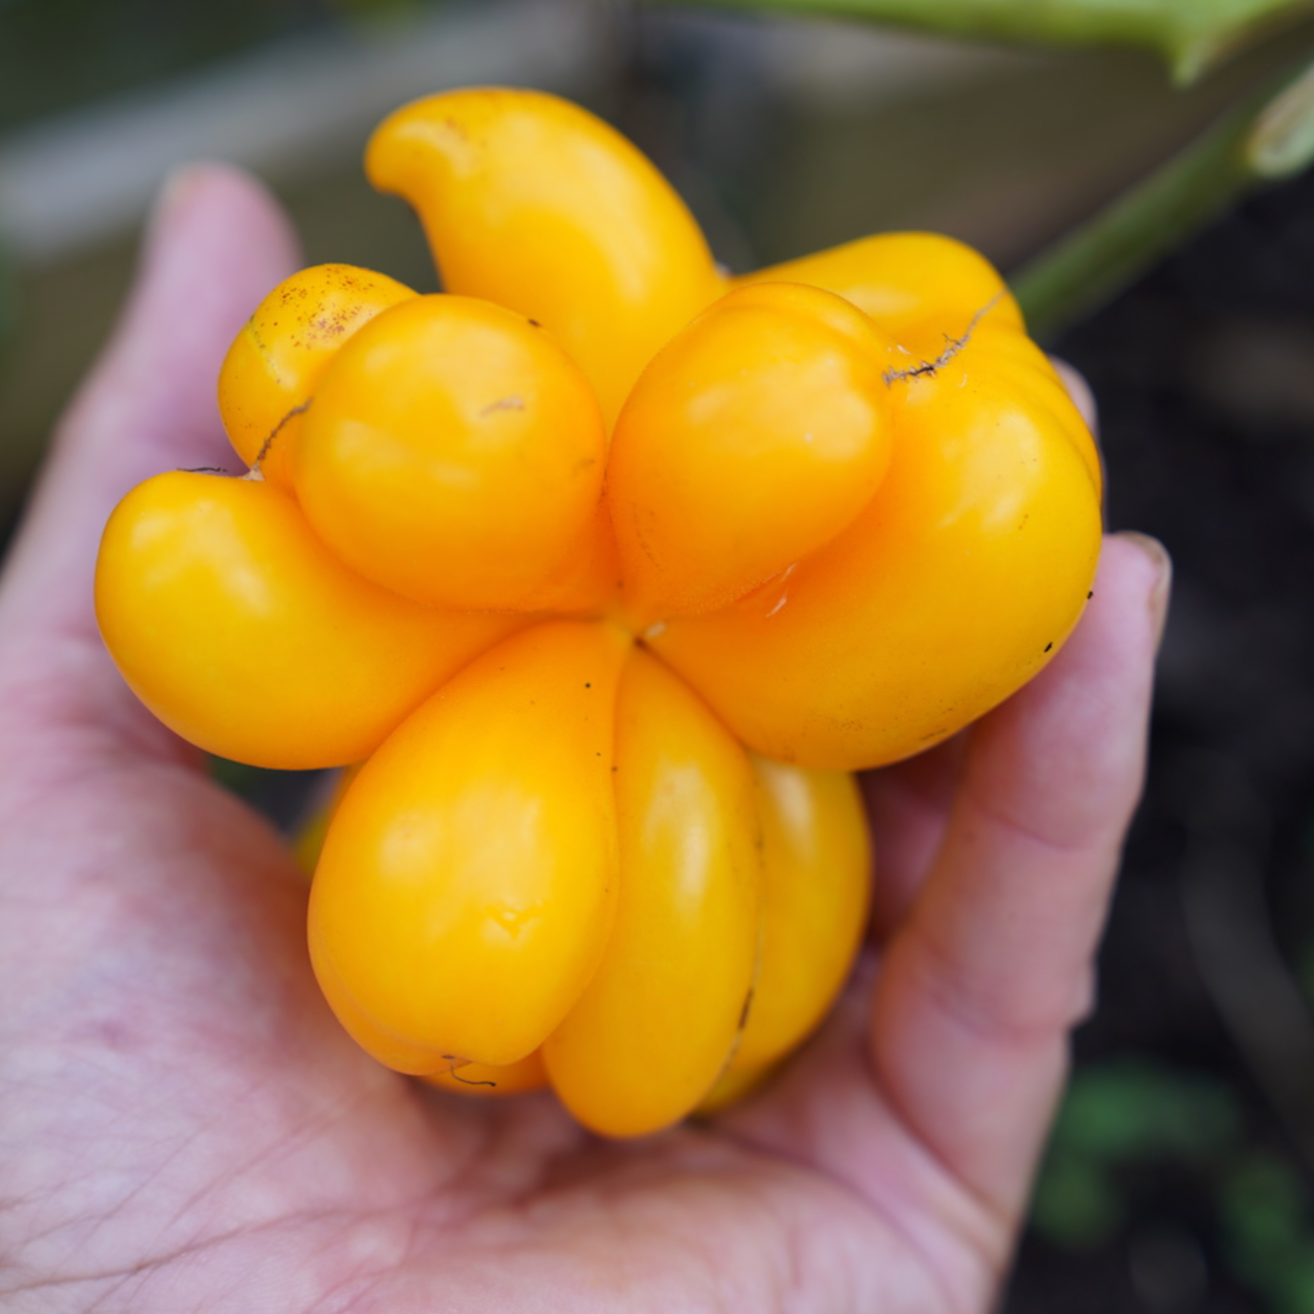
[293, 294, 609, 612]
[512, 504, 621, 619]
[365, 87, 727, 424]
[650, 288, 1102, 770]
[97, 87, 1107, 1136]
[736, 231, 1026, 344]
[608, 282, 896, 623]
[695, 759, 870, 1115]
[94, 472, 517, 769]
[731, 757, 870, 1071]
[543, 650, 761, 1137]
[308, 620, 630, 1071]
[218, 263, 416, 488]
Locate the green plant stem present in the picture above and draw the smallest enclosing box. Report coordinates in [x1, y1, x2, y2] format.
[659, 0, 1314, 84]
[1011, 52, 1314, 340]
[1010, 99, 1254, 340]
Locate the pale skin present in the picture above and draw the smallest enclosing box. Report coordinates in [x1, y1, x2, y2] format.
[0, 166, 1168, 1313]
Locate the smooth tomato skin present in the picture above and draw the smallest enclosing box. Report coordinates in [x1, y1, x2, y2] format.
[608, 282, 896, 624]
[696, 758, 871, 1115]
[510, 502, 622, 619]
[218, 263, 416, 488]
[366, 87, 728, 425]
[729, 756, 871, 1073]
[543, 649, 761, 1138]
[735, 231, 1027, 345]
[649, 317, 1102, 771]
[94, 472, 518, 770]
[293, 294, 609, 613]
[308, 620, 631, 1070]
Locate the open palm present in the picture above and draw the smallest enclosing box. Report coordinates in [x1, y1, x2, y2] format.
[0, 168, 1165, 1313]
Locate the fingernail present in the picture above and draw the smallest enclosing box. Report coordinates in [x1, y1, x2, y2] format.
[1116, 531, 1173, 653]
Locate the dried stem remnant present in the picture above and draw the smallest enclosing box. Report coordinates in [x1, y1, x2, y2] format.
[883, 294, 1002, 386]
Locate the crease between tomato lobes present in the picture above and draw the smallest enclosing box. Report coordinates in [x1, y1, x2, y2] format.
[607, 282, 898, 626]
[543, 649, 762, 1137]
[308, 620, 629, 1071]
[694, 756, 872, 1115]
[300, 643, 873, 1132]
[365, 87, 729, 426]
[93, 472, 520, 770]
[292, 293, 610, 613]
[218, 263, 417, 489]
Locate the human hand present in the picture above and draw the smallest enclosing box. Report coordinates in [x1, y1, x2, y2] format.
[0, 167, 1167, 1313]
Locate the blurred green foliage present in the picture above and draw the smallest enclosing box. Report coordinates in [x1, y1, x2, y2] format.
[1223, 1156, 1314, 1314]
[1032, 1060, 1241, 1249]
[670, 0, 1314, 84]
[0, 242, 13, 355]
[1033, 1061, 1314, 1312]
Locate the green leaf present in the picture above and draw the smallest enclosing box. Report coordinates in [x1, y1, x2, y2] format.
[663, 0, 1314, 84]
[1277, 1252, 1314, 1314]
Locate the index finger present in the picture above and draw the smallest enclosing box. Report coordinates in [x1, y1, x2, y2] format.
[870, 531, 1169, 1218]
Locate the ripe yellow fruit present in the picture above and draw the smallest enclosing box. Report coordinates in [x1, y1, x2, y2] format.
[97, 87, 1101, 1137]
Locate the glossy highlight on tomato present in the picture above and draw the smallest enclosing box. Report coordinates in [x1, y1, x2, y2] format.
[95, 86, 1102, 1136]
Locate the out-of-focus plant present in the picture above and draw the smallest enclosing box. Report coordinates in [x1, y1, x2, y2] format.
[1014, 53, 1314, 337]
[1031, 1060, 1241, 1249]
[665, 0, 1314, 335]
[0, 0, 452, 135]
[666, 0, 1314, 84]
[1223, 1154, 1314, 1314]
[1035, 1064, 1314, 1312]
[0, 243, 13, 355]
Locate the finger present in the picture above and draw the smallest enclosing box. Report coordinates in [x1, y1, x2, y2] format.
[0, 164, 299, 647]
[718, 533, 1167, 1262]
[868, 532, 1168, 1218]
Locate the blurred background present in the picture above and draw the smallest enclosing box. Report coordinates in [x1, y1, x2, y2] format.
[3, 1, 1314, 1308]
